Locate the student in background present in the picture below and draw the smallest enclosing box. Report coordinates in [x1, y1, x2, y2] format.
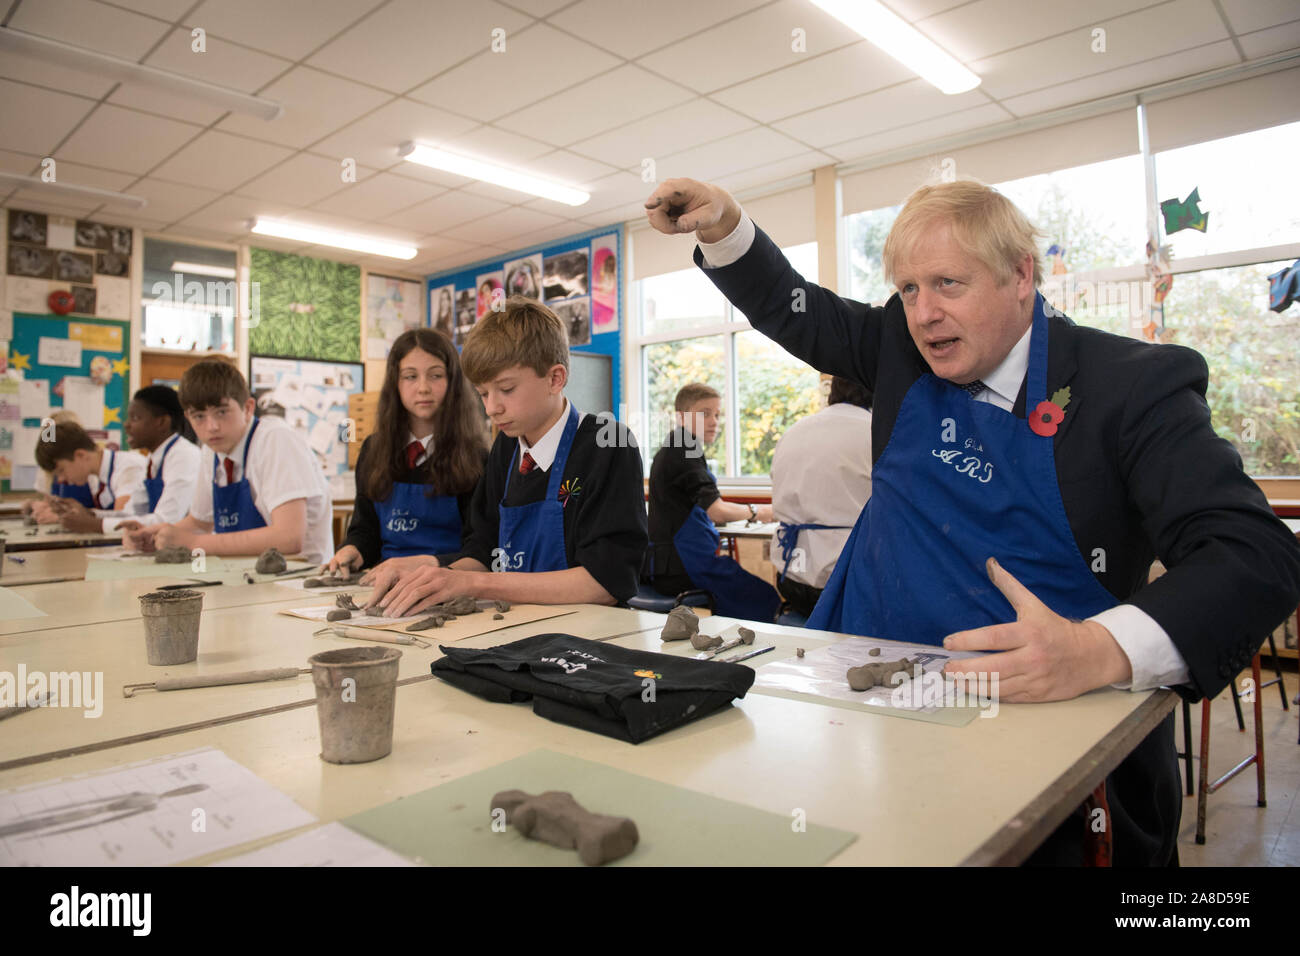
[365, 295, 647, 615]
[26, 409, 84, 519]
[32, 420, 145, 529]
[328, 329, 488, 574]
[125, 359, 333, 564]
[769, 376, 873, 618]
[645, 383, 780, 622]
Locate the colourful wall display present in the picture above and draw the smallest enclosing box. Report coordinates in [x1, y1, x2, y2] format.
[5, 209, 134, 320]
[248, 247, 361, 362]
[250, 355, 364, 478]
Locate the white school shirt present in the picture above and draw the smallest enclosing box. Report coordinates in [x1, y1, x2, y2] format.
[517, 399, 585, 472]
[699, 213, 1189, 693]
[89, 448, 146, 515]
[102, 436, 201, 532]
[189, 415, 333, 564]
[769, 403, 872, 588]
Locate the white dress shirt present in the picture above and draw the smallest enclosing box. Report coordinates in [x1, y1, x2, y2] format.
[89, 447, 146, 515]
[406, 432, 432, 468]
[517, 399, 585, 472]
[102, 436, 201, 532]
[701, 211, 1189, 693]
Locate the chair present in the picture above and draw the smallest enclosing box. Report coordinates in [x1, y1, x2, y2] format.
[776, 607, 808, 628]
[1193, 653, 1266, 845]
[627, 584, 713, 614]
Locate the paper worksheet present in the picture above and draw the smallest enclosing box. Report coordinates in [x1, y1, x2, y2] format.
[280, 601, 577, 641]
[213, 822, 416, 867]
[0, 748, 315, 866]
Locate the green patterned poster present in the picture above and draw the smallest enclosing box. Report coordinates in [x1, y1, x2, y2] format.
[248, 247, 361, 361]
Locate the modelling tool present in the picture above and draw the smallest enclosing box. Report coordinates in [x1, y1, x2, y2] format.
[314, 625, 430, 649]
[158, 579, 222, 590]
[123, 668, 310, 698]
[718, 645, 776, 665]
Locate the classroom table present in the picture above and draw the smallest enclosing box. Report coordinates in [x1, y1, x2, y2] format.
[0, 517, 122, 552]
[0, 547, 91, 586]
[0, 603, 1176, 866]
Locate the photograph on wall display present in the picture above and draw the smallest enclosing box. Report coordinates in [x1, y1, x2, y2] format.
[553, 296, 591, 347]
[71, 285, 97, 315]
[475, 270, 503, 320]
[430, 283, 455, 339]
[95, 252, 129, 277]
[7, 243, 55, 278]
[110, 226, 132, 256]
[54, 250, 95, 283]
[365, 273, 423, 359]
[504, 253, 543, 300]
[543, 249, 589, 300]
[454, 289, 477, 346]
[591, 234, 618, 333]
[75, 220, 111, 249]
[9, 209, 47, 245]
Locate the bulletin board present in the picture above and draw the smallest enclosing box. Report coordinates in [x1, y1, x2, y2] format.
[249, 355, 364, 478]
[1, 312, 131, 491]
[426, 224, 624, 412]
[248, 247, 362, 363]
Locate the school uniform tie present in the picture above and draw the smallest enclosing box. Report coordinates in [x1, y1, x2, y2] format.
[223, 458, 235, 486]
[146, 460, 153, 479]
[405, 440, 424, 470]
[518, 452, 537, 476]
[955, 380, 986, 398]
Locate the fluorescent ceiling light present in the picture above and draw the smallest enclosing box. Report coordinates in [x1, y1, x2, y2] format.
[807, 0, 980, 94]
[249, 218, 417, 260]
[0, 27, 283, 120]
[398, 142, 590, 206]
[0, 170, 148, 209]
[170, 260, 236, 279]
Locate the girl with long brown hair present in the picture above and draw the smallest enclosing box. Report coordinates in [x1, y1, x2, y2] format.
[327, 328, 487, 573]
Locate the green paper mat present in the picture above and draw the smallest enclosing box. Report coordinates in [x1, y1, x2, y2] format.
[84, 554, 314, 585]
[343, 749, 857, 866]
[0, 586, 47, 619]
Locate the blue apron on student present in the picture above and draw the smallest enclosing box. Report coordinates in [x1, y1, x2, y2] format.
[774, 521, 850, 584]
[213, 418, 267, 534]
[808, 294, 1117, 643]
[51, 481, 94, 508]
[496, 404, 579, 574]
[144, 435, 180, 512]
[672, 463, 781, 621]
[374, 479, 462, 559]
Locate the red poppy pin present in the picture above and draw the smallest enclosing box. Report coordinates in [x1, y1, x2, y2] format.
[1029, 387, 1071, 437]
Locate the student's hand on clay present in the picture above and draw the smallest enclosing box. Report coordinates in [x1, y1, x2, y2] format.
[326, 544, 362, 575]
[126, 525, 162, 553]
[115, 520, 143, 532]
[155, 524, 199, 551]
[31, 502, 62, 524]
[371, 566, 467, 618]
[941, 558, 1134, 702]
[644, 178, 742, 244]
[59, 503, 102, 533]
[360, 554, 439, 584]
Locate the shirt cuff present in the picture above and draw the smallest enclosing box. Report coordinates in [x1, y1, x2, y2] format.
[1089, 604, 1191, 691]
[697, 213, 755, 268]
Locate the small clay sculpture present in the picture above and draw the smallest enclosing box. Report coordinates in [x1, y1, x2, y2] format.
[847, 657, 919, 692]
[796, 647, 805, 658]
[303, 577, 326, 588]
[690, 630, 723, 651]
[255, 547, 287, 574]
[490, 789, 638, 866]
[493, 613, 504, 620]
[438, 595, 480, 616]
[326, 609, 351, 622]
[154, 546, 191, 563]
[659, 605, 699, 641]
[737, 626, 755, 645]
[868, 646, 881, 657]
[407, 614, 447, 631]
[335, 593, 360, 610]
[494, 600, 511, 613]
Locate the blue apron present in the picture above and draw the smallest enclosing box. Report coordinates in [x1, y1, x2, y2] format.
[374, 478, 462, 559]
[808, 294, 1117, 643]
[496, 405, 579, 573]
[213, 418, 267, 534]
[672, 463, 781, 620]
[144, 435, 180, 512]
[51, 481, 94, 508]
[775, 521, 851, 584]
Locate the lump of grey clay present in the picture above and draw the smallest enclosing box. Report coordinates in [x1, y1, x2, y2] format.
[690, 631, 723, 651]
[153, 546, 191, 564]
[737, 626, 755, 645]
[868, 646, 881, 657]
[438, 595, 480, 616]
[255, 547, 287, 574]
[335, 592, 360, 610]
[796, 647, 805, 658]
[407, 614, 447, 631]
[493, 613, 504, 620]
[660, 605, 699, 641]
[326, 609, 351, 622]
[847, 657, 917, 692]
[303, 577, 326, 588]
[490, 789, 638, 866]
[494, 600, 511, 613]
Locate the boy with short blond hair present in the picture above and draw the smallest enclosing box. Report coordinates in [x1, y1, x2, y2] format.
[125, 359, 333, 563]
[367, 295, 647, 615]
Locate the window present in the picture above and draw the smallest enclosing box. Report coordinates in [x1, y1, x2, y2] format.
[142, 238, 238, 353]
[635, 241, 824, 479]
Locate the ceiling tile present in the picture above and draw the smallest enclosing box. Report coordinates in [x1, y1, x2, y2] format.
[633, 0, 864, 94]
[772, 79, 990, 149]
[709, 41, 915, 123]
[916, 0, 1157, 63]
[150, 130, 295, 192]
[187, 0, 386, 60]
[29, 159, 140, 192]
[109, 0, 196, 18]
[175, 193, 300, 236]
[0, 80, 96, 156]
[496, 0, 575, 16]
[713, 149, 835, 194]
[653, 126, 812, 183]
[568, 170, 648, 215]
[10, 0, 171, 58]
[57, 104, 203, 174]
[378, 189, 510, 232]
[269, 211, 424, 246]
[407, 23, 622, 121]
[510, 221, 590, 248]
[440, 205, 567, 245]
[547, 0, 769, 60]
[575, 199, 645, 228]
[237, 152, 373, 206]
[0, 48, 115, 100]
[0, 147, 42, 175]
[1219, 0, 1300, 34]
[425, 244, 510, 274]
[310, 170, 446, 220]
[822, 102, 1014, 164]
[494, 64, 695, 147]
[884, 0, 976, 18]
[124, 178, 224, 222]
[436, 124, 555, 164]
[567, 98, 756, 169]
[218, 67, 394, 149]
[309, 98, 478, 172]
[306, 0, 533, 94]
[1237, 19, 1300, 58]
[525, 150, 620, 186]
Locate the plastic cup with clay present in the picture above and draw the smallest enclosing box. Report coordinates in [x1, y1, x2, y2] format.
[139, 588, 204, 666]
[308, 646, 402, 764]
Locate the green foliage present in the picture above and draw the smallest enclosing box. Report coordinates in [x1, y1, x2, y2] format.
[249, 247, 361, 362]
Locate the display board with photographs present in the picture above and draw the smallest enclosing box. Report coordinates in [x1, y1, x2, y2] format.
[4, 209, 134, 320]
[426, 226, 623, 409]
[365, 273, 423, 359]
[250, 355, 364, 478]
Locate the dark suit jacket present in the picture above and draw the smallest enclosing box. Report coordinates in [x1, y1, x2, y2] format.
[696, 224, 1300, 864]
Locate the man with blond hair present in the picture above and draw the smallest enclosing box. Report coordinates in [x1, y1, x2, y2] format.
[645, 177, 1300, 866]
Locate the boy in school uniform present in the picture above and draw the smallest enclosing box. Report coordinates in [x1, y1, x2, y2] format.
[104, 385, 202, 534]
[366, 295, 647, 616]
[32, 421, 146, 529]
[125, 359, 333, 564]
[645, 383, 780, 621]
